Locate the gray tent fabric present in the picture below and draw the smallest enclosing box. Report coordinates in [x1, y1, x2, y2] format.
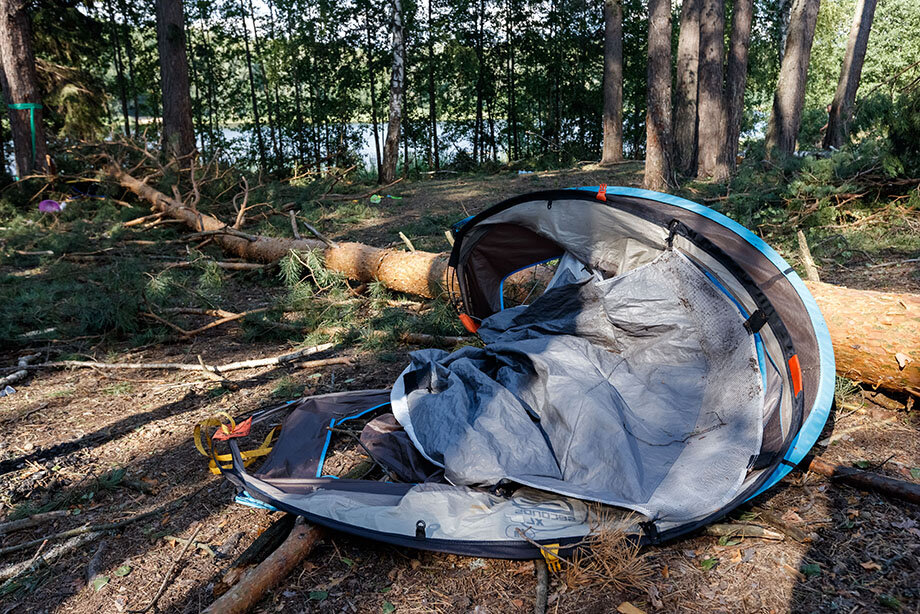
[391, 250, 764, 524]
[360, 414, 445, 483]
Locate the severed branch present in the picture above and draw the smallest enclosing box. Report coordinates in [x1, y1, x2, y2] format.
[805, 455, 920, 505]
[18, 343, 336, 375]
[203, 518, 322, 614]
[796, 230, 820, 282]
[232, 177, 251, 229]
[0, 510, 69, 537]
[0, 354, 40, 389]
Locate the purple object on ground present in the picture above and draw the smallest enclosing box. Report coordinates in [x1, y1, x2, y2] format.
[39, 199, 63, 212]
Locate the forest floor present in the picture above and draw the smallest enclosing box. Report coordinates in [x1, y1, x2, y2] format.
[1, 162, 919, 614]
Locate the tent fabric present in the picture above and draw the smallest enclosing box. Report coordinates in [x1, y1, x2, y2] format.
[392, 250, 764, 525]
[212, 187, 835, 556]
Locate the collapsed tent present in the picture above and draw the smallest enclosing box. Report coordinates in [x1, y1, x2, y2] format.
[211, 186, 835, 558]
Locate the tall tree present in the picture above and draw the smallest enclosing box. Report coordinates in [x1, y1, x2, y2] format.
[696, 0, 727, 180]
[381, 0, 406, 183]
[644, 0, 672, 190]
[600, 0, 623, 164]
[105, 0, 130, 137]
[247, 0, 280, 165]
[505, 0, 519, 160]
[725, 0, 753, 171]
[154, 0, 196, 159]
[765, 0, 820, 157]
[118, 0, 140, 135]
[674, 0, 700, 175]
[823, 0, 877, 149]
[0, 0, 49, 175]
[238, 0, 267, 171]
[473, 0, 486, 164]
[364, 1, 383, 177]
[426, 0, 438, 170]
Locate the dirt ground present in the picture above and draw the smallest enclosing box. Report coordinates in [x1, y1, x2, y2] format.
[1, 166, 918, 614]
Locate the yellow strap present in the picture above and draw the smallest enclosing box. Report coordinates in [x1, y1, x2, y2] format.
[194, 414, 278, 475]
[540, 543, 562, 573]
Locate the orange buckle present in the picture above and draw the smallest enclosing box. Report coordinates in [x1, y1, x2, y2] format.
[459, 313, 480, 333]
[596, 184, 607, 202]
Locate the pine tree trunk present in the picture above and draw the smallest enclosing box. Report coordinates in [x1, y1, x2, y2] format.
[474, 0, 485, 165]
[154, 0, 196, 160]
[365, 3, 383, 178]
[674, 0, 700, 176]
[765, 0, 820, 157]
[285, 10, 306, 167]
[266, 0, 286, 166]
[381, 0, 405, 184]
[725, 0, 753, 171]
[185, 13, 204, 152]
[507, 0, 519, 160]
[119, 0, 140, 136]
[696, 0, 728, 181]
[823, 0, 877, 150]
[601, 0, 623, 165]
[238, 0, 267, 172]
[106, 0, 130, 137]
[427, 0, 438, 170]
[248, 0, 280, 167]
[643, 0, 672, 191]
[0, 0, 49, 176]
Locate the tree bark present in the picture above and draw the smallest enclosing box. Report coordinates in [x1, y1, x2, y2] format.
[0, 0, 49, 176]
[643, 0, 673, 191]
[822, 0, 877, 150]
[674, 0, 701, 176]
[600, 0, 623, 164]
[381, 0, 406, 184]
[154, 0, 196, 160]
[696, 0, 728, 181]
[725, 0, 753, 171]
[107, 163, 920, 397]
[765, 0, 820, 157]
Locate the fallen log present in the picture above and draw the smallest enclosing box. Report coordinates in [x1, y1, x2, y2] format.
[105, 164, 920, 396]
[203, 518, 322, 614]
[802, 281, 920, 396]
[215, 514, 296, 595]
[805, 456, 920, 505]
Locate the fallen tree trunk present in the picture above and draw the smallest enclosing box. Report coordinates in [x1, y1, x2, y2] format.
[105, 164, 920, 396]
[802, 280, 919, 396]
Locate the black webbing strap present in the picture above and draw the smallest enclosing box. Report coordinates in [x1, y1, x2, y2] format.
[744, 310, 768, 334]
